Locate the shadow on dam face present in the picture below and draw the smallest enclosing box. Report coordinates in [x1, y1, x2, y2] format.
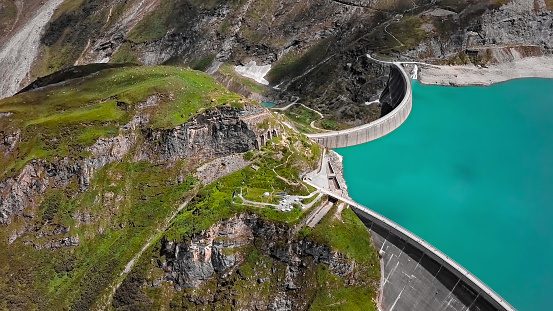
[354, 210, 502, 311]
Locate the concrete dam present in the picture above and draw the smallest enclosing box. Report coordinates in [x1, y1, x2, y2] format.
[303, 60, 516, 311]
[306, 62, 412, 149]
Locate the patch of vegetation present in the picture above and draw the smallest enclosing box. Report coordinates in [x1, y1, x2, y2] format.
[189, 54, 215, 71]
[127, 2, 172, 43]
[309, 263, 378, 311]
[0, 158, 198, 310]
[110, 43, 139, 64]
[296, 206, 380, 310]
[267, 39, 333, 85]
[283, 105, 321, 134]
[320, 119, 339, 131]
[164, 130, 320, 241]
[33, 45, 79, 78]
[39, 191, 66, 223]
[447, 50, 470, 65]
[313, 118, 351, 131]
[387, 16, 428, 51]
[310, 206, 380, 267]
[156, 200, 379, 310]
[0, 0, 18, 35]
[219, 20, 231, 34]
[128, 0, 248, 45]
[36, 0, 110, 77]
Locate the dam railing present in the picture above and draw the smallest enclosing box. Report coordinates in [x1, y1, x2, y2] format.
[303, 180, 517, 311]
[305, 59, 412, 149]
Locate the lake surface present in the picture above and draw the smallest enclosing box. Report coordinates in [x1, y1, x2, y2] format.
[336, 79, 553, 311]
[261, 102, 276, 108]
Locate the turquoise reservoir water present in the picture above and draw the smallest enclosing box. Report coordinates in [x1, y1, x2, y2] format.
[262, 102, 276, 108]
[336, 79, 553, 311]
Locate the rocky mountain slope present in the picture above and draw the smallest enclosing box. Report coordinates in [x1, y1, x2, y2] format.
[1, 0, 551, 126]
[0, 65, 380, 310]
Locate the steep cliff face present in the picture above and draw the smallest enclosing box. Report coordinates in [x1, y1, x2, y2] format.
[160, 214, 353, 290]
[113, 207, 381, 311]
[403, 0, 553, 63]
[0, 104, 269, 226]
[0, 66, 310, 310]
[139, 105, 265, 162]
[0, 0, 64, 98]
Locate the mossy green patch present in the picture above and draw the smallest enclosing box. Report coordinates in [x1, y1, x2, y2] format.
[164, 128, 320, 241]
[283, 105, 321, 133]
[387, 16, 428, 51]
[127, 3, 171, 43]
[0, 159, 197, 310]
[309, 264, 378, 311]
[189, 54, 215, 71]
[0, 0, 18, 35]
[297, 206, 380, 310]
[110, 43, 139, 64]
[267, 39, 332, 85]
[310, 206, 380, 267]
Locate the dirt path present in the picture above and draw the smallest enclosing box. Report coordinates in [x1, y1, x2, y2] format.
[95, 190, 198, 311]
[305, 200, 333, 228]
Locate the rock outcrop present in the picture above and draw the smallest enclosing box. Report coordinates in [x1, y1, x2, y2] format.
[406, 0, 553, 62]
[158, 213, 357, 310]
[0, 104, 277, 226]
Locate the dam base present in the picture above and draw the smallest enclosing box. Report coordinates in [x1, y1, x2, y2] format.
[354, 212, 503, 311]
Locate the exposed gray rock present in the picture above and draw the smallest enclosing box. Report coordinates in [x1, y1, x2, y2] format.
[0, 130, 19, 155]
[194, 154, 251, 185]
[480, 4, 553, 51]
[161, 213, 356, 292]
[27, 235, 80, 250]
[138, 106, 260, 162]
[0, 105, 275, 226]
[161, 215, 254, 288]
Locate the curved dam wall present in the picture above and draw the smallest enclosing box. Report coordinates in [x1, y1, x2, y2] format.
[352, 205, 516, 311]
[306, 63, 412, 149]
[302, 179, 516, 311]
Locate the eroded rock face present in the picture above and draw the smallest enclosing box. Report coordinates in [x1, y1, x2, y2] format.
[0, 105, 275, 226]
[480, 3, 553, 51]
[160, 214, 355, 293]
[161, 215, 255, 288]
[406, 0, 553, 61]
[138, 106, 264, 162]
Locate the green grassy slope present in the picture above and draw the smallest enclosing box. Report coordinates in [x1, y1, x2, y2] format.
[0, 65, 245, 310]
[0, 66, 242, 178]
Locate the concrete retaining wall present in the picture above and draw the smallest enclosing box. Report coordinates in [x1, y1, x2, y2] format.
[351, 205, 516, 311]
[306, 62, 412, 149]
[302, 179, 516, 311]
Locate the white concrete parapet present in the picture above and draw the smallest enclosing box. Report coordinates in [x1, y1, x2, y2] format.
[306, 60, 412, 149]
[304, 179, 516, 311]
